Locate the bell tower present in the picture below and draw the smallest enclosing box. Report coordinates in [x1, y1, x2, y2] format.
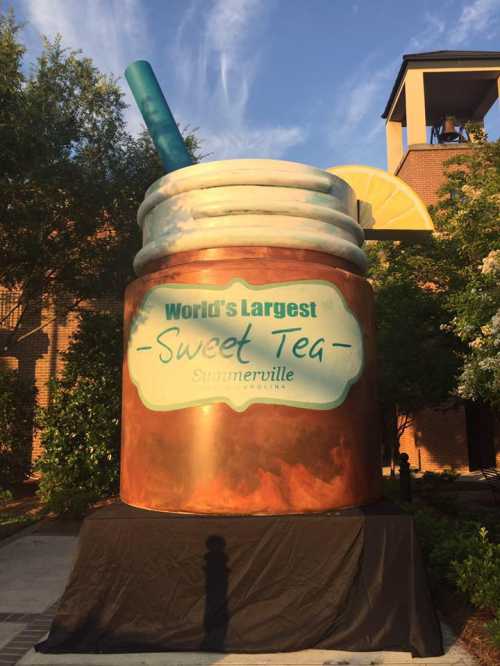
[380, 51, 500, 474]
[382, 51, 500, 204]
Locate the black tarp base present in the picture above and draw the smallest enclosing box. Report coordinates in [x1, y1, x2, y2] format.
[36, 501, 443, 658]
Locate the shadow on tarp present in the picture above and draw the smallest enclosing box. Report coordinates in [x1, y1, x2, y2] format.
[201, 535, 230, 651]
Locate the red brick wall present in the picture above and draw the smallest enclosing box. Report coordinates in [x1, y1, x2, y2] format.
[396, 145, 472, 206]
[398, 407, 471, 473]
[0, 291, 120, 462]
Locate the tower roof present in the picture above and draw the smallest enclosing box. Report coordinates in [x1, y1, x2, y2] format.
[382, 50, 500, 119]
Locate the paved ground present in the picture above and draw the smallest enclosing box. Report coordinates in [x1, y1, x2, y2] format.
[0, 522, 478, 666]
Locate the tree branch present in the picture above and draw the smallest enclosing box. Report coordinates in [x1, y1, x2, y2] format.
[396, 412, 414, 440]
[3, 299, 31, 350]
[0, 292, 22, 327]
[14, 298, 84, 345]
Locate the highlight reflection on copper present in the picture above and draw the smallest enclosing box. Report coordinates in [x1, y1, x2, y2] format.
[191, 404, 216, 485]
[120, 247, 382, 515]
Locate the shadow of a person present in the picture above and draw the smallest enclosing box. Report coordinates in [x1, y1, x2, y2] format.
[201, 534, 230, 651]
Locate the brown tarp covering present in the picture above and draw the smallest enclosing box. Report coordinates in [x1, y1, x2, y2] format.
[37, 501, 442, 657]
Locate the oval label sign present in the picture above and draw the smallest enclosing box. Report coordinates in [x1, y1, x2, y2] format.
[127, 279, 364, 412]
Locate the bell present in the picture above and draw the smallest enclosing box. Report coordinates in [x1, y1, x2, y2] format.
[439, 115, 461, 143]
[443, 116, 457, 134]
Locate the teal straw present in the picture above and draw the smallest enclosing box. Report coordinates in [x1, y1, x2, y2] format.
[125, 60, 193, 173]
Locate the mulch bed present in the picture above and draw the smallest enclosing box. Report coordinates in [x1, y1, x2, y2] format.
[0, 482, 122, 543]
[436, 584, 500, 666]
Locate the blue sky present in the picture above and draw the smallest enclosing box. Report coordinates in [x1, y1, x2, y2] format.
[10, 0, 500, 170]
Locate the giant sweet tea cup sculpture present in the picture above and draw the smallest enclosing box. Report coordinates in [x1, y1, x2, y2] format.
[120, 61, 433, 514]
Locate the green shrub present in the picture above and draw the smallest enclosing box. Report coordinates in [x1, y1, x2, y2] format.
[452, 526, 500, 646]
[0, 487, 13, 505]
[419, 468, 461, 491]
[425, 493, 459, 516]
[382, 476, 400, 501]
[0, 368, 36, 487]
[414, 507, 500, 649]
[452, 527, 500, 612]
[425, 468, 461, 483]
[36, 310, 122, 517]
[459, 510, 500, 544]
[413, 508, 484, 580]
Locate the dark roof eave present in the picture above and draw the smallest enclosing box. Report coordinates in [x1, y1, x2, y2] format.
[381, 50, 500, 120]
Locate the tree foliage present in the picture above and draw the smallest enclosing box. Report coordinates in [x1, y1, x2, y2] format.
[369, 133, 500, 445]
[0, 9, 201, 349]
[369, 245, 460, 416]
[433, 133, 500, 407]
[36, 310, 122, 517]
[368, 241, 461, 464]
[0, 367, 36, 487]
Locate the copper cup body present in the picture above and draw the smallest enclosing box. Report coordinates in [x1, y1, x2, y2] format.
[121, 247, 382, 514]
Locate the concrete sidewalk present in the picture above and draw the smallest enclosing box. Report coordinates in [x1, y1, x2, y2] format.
[0, 523, 478, 666]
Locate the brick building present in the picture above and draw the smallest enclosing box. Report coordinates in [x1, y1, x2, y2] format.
[382, 50, 500, 472]
[0, 292, 82, 460]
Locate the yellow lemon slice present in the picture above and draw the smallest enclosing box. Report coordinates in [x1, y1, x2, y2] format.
[326, 165, 434, 240]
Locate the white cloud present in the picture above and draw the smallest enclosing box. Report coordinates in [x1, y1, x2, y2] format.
[203, 126, 307, 160]
[407, 0, 500, 50]
[327, 56, 397, 163]
[171, 0, 306, 160]
[408, 12, 446, 52]
[450, 0, 500, 45]
[20, 0, 149, 135]
[18, 0, 305, 159]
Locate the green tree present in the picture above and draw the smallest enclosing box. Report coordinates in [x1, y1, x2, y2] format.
[36, 310, 122, 516]
[368, 242, 460, 469]
[369, 134, 500, 468]
[432, 133, 500, 407]
[0, 9, 201, 350]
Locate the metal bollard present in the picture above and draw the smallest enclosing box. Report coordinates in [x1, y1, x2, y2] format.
[399, 453, 412, 503]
